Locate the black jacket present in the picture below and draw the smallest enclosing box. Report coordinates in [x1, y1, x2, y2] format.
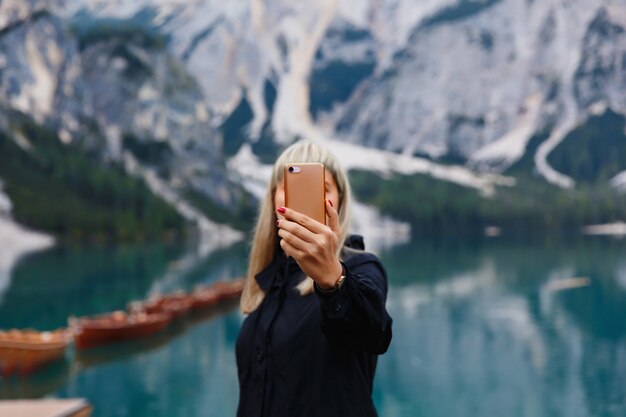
[236, 236, 393, 417]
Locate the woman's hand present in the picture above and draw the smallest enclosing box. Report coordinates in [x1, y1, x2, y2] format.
[276, 200, 343, 289]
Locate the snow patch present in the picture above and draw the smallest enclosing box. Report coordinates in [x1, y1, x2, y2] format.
[588, 101, 608, 116]
[351, 202, 411, 254]
[0, 181, 12, 215]
[228, 138, 518, 250]
[534, 115, 577, 189]
[0, 216, 55, 305]
[18, 31, 58, 122]
[271, 0, 339, 143]
[610, 170, 626, 193]
[227, 144, 273, 199]
[582, 221, 626, 236]
[316, 136, 516, 196]
[469, 93, 543, 173]
[13, 131, 33, 152]
[123, 152, 243, 254]
[532, 1, 599, 190]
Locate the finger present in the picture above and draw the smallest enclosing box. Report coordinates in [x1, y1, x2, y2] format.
[278, 228, 309, 252]
[325, 200, 340, 235]
[277, 218, 316, 243]
[279, 238, 304, 259]
[277, 206, 326, 234]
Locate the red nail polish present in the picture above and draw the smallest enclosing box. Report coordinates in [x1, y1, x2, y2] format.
[328, 199, 333, 208]
[277, 207, 286, 214]
[276, 220, 280, 226]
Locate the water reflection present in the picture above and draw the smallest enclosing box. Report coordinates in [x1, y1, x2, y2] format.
[71, 301, 239, 371]
[1, 236, 625, 417]
[0, 242, 248, 330]
[57, 310, 242, 417]
[0, 241, 247, 416]
[1, 359, 70, 399]
[375, 236, 626, 417]
[0, 244, 184, 330]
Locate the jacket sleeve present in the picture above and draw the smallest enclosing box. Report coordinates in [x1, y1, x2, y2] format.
[314, 252, 393, 354]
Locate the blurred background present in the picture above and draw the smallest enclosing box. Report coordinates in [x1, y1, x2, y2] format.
[1, 0, 626, 416]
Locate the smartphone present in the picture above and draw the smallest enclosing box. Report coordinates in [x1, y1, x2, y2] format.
[284, 162, 326, 224]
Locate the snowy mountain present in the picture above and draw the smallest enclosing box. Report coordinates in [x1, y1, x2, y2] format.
[54, 0, 626, 189]
[0, 0, 246, 248]
[1, 0, 625, 245]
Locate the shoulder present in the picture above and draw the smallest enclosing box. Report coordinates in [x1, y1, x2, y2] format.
[341, 234, 387, 277]
[339, 247, 388, 297]
[342, 247, 380, 266]
[342, 247, 386, 280]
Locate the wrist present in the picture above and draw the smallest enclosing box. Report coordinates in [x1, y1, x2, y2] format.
[316, 263, 346, 292]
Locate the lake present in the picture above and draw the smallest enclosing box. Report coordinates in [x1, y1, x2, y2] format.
[1, 236, 625, 417]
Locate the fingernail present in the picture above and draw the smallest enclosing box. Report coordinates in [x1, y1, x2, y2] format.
[328, 199, 333, 208]
[277, 207, 286, 214]
[276, 220, 280, 226]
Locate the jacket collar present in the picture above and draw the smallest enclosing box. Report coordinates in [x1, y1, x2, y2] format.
[255, 251, 299, 292]
[344, 234, 365, 250]
[255, 254, 279, 292]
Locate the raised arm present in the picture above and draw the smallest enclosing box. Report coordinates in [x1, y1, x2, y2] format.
[315, 252, 392, 354]
[276, 203, 392, 354]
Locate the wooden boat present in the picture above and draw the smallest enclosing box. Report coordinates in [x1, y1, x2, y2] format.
[190, 286, 221, 310]
[70, 311, 172, 350]
[192, 278, 244, 309]
[212, 278, 245, 301]
[128, 292, 193, 319]
[0, 329, 70, 376]
[73, 322, 186, 371]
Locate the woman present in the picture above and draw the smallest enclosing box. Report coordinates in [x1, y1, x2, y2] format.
[236, 141, 392, 417]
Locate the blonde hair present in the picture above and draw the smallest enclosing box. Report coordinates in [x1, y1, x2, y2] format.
[240, 140, 353, 314]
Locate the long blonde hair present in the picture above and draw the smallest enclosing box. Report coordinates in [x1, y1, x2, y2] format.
[240, 140, 353, 314]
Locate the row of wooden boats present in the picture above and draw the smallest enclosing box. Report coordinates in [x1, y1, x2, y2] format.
[0, 279, 244, 376]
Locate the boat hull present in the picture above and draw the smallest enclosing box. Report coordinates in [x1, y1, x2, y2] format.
[0, 330, 69, 376]
[72, 313, 171, 350]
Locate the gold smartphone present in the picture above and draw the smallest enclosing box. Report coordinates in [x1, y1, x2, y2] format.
[284, 162, 326, 224]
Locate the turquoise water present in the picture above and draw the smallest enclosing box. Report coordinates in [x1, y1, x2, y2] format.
[1, 236, 626, 417]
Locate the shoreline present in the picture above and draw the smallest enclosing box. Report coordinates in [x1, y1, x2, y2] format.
[582, 221, 626, 237]
[0, 216, 55, 303]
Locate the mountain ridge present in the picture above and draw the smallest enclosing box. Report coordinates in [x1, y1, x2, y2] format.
[1, 0, 625, 243]
[49, 0, 626, 189]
